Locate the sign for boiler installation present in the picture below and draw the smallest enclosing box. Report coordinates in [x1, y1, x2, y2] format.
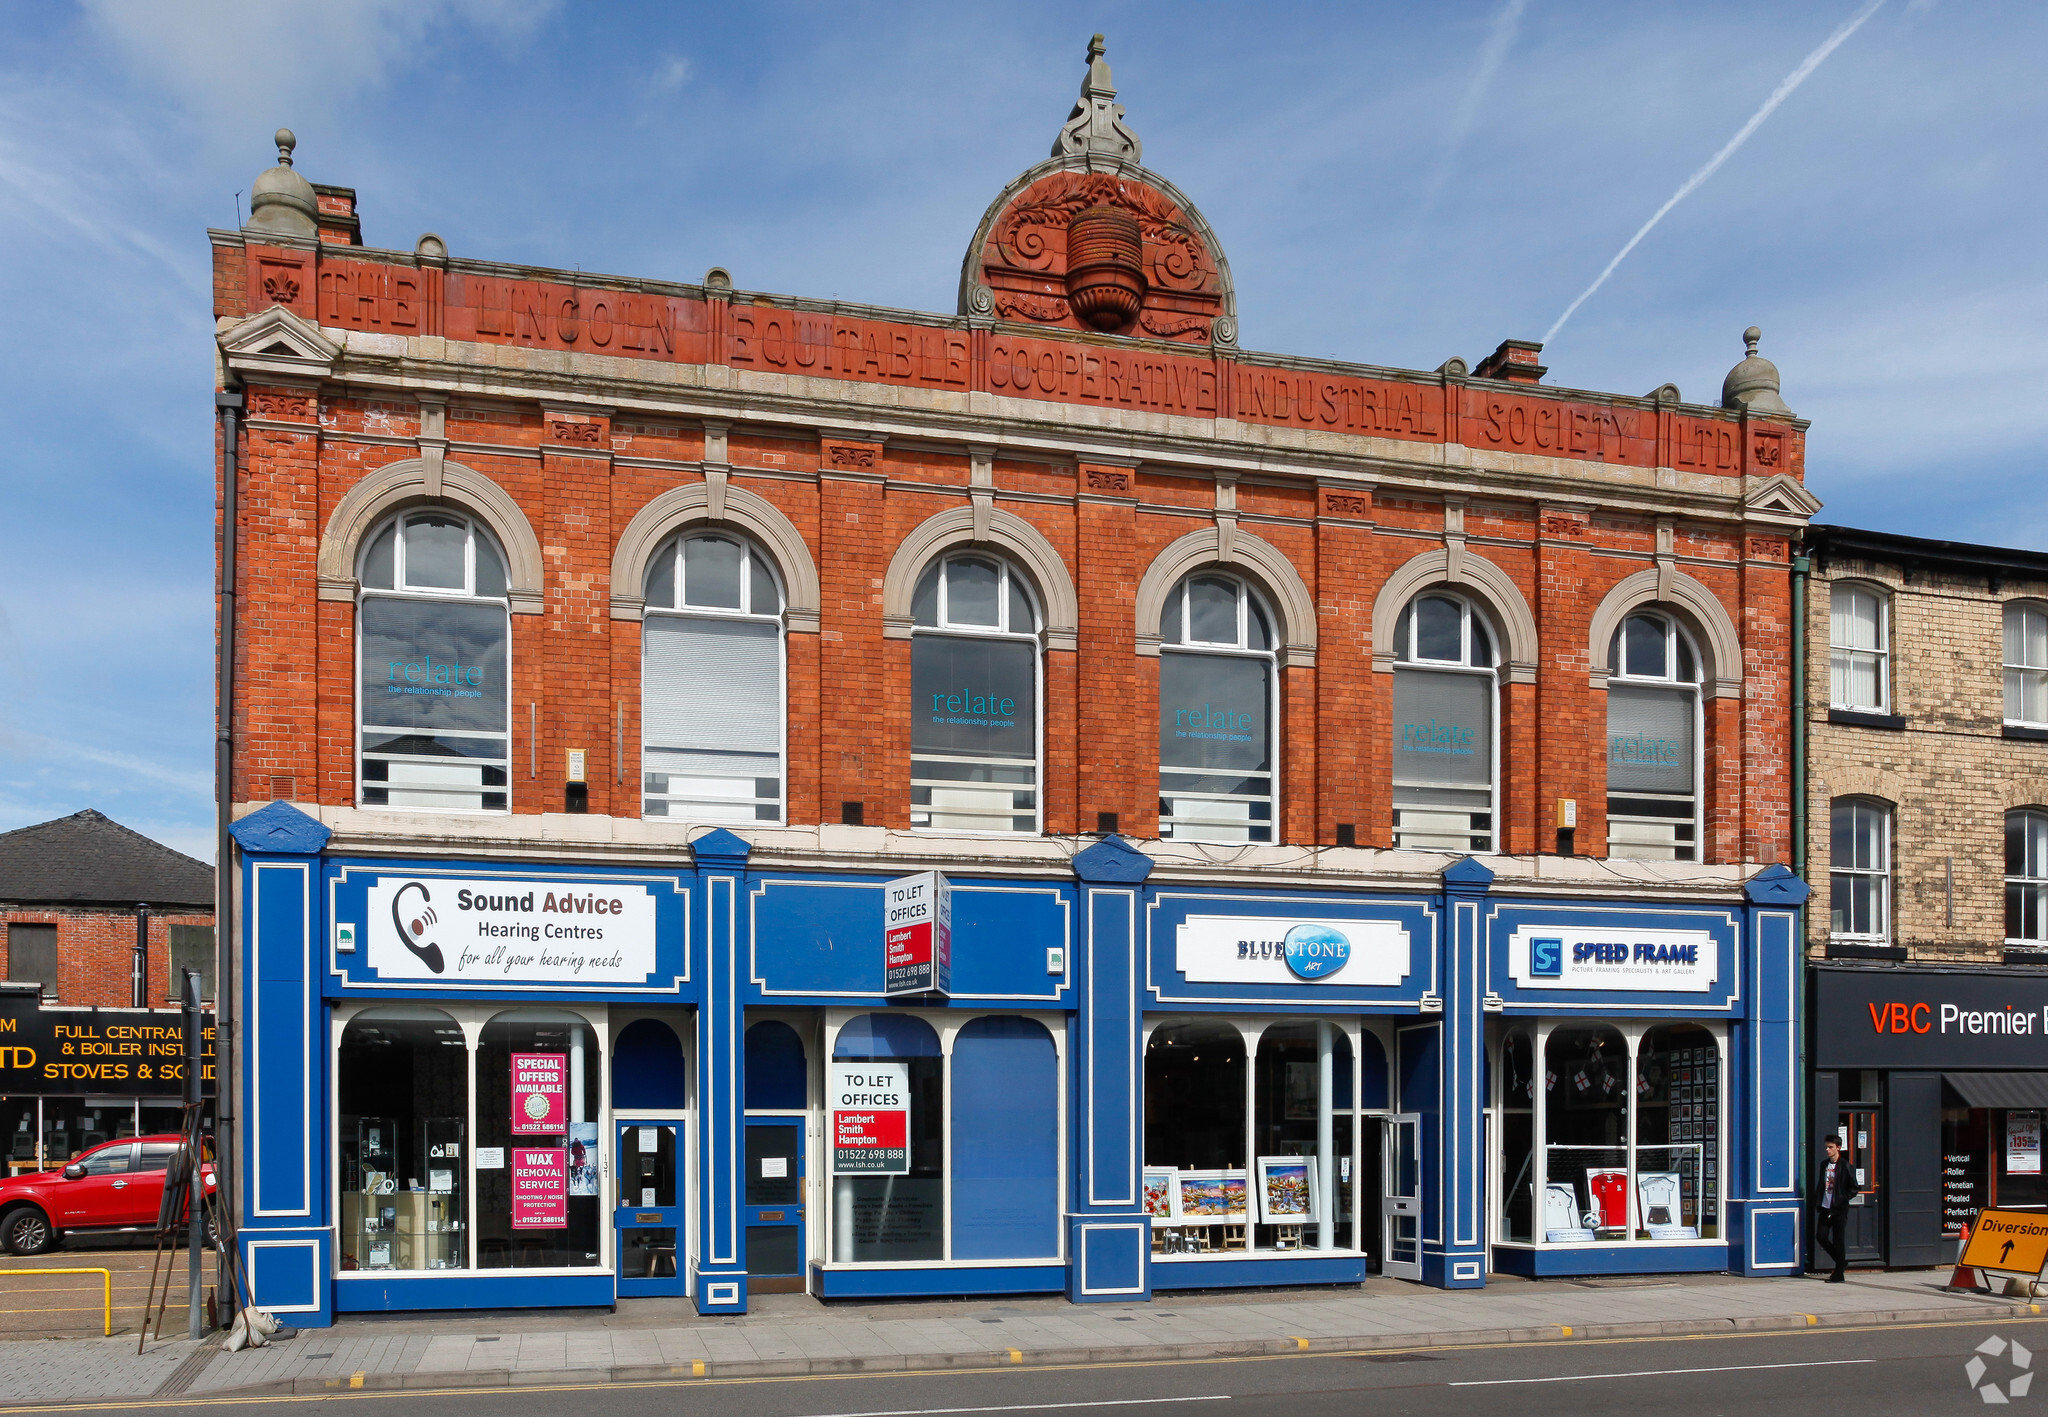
[884, 871, 951, 997]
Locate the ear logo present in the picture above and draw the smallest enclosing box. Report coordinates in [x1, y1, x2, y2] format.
[391, 881, 446, 974]
[1531, 938, 1563, 978]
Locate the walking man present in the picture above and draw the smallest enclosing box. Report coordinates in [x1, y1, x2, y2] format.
[1810, 1133, 1854, 1282]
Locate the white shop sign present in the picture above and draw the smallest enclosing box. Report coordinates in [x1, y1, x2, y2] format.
[1175, 915, 1411, 987]
[1507, 925, 1719, 993]
[363, 876, 657, 984]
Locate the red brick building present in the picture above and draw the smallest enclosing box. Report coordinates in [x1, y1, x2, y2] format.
[213, 40, 1819, 1311]
[0, 810, 214, 1009]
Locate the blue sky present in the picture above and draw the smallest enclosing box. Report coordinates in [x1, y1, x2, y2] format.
[0, 0, 2040, 858]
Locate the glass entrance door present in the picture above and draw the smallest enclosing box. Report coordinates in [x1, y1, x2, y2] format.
[1382, 1113, 1423, 1282]
[614, 1120, 685, 1296]
[745, 1118, 806, 1293]
[1839, 1108, 1883, 1264]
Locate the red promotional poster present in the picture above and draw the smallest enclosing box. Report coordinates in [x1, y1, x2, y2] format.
[510, 1052, 567, 1134]
[829, 1062, 910, 1174]
[510, 1147, 567, 1228]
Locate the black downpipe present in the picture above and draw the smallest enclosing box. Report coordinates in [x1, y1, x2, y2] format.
[131, 903, 150, 1009]
[214, 388, 241, 1323]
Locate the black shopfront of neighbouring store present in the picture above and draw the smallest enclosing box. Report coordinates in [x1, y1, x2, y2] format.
[1811, 964, 2048, 1269]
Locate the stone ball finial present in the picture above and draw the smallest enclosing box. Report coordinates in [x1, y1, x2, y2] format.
[1721, 324, 1791, 417]
[247, 125, 317, 237]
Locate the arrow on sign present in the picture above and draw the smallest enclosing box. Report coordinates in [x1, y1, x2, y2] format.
[2002, 1240, 2016, 1265]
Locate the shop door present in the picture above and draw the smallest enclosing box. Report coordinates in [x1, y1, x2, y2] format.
[1382, 1114, 1423, 1282]
[614, 1121, 686, 1296]
[1839, 1109, 1884, 1264]
[744, 1119, 806, 1293]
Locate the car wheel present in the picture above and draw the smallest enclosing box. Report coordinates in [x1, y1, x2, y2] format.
[3, 1207, 57, 1256]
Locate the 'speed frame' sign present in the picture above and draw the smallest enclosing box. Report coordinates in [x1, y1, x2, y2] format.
[884, 871, 951, 997]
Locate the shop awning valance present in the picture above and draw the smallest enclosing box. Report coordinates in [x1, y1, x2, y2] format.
[1944, 1072, 2048, 1109]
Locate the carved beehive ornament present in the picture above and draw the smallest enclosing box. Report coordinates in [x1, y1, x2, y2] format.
[959, 36, 1238, 346]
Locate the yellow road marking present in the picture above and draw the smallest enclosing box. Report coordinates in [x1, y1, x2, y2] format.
[1558, 1325, 1572, 1337]
[692, 1361, 706, 1376]
[1008, 1350, 1023, 1364]
[0, 1314, 2040, 1413]
[348, 1374, 363, 1390]
[1291, 1337, 1309, 1352]
[1802, 1314, 1818, 1326]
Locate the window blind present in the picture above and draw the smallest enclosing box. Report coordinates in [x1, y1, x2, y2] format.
[1607, 685, 1695, 795]
[643, 616, 781, 757]
[1392, 668, 1492, 788]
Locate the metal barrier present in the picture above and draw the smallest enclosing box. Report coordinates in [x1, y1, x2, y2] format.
[0, 1267, 113, 1336]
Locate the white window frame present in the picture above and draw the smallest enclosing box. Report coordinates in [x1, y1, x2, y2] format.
[354, 511, 512, 815]
[909, 553, 1044, 836]
[2005, 602, 2048, 729]
[1605, 612, 1704, 863]
[1829, 583, 1890, 713]
[1157, 572, 1281, 844]
[1390, 591, 1500, 854]
[2008, 808, 2048, 947]
[1829, 797, 1892, 944]
[639, 530, 788, 827]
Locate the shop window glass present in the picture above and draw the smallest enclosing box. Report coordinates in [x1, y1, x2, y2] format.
[1158, 574, 1276, 843]
[1145, 1023, 1247, 1252]
[2008, 809, 2048, 945]
[611, 1018, 686, 1111]
[6, 925, 56, 999]
[1499, 1030, 1535, 1243]
[744, 1020, 806, 1110]
[2006, 603, 2048, 727]
[1941, 1096, 1989, 1238]
[1830, 799, 1891, 942]
[642, 532, 785, 825]
[831, 1013, 943, 1262]
[357, 511, 510, 812]
[337, 1010, 469, 1273]
[1633, 1024, 1720, 1239]
[1391, 594, 1497, 852]
[3, 1099, 36, 1173]
[910, 555, 1041, 833]
[475, 1012, 603, 1269]
[1542, 1026, 1629, 1241]
[1251, 1024, 1354, 1251]
[951, 1017, 1060, 1260]
[1606, 613, 1700, 861]
[1829, 584, 1889, 712]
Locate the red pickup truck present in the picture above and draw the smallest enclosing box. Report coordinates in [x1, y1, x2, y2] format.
[0, 1135, 216, 1255]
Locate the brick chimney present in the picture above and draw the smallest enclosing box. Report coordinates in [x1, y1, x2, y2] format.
[312, 183, 362, 246]
[1473, 339, 1547, 385]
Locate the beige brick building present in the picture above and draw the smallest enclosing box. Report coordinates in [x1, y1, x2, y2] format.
[1801, 525, 2048, 962]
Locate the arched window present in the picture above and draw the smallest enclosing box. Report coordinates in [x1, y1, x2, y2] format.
[641, 531, 785, 824]
[1157, 573, 1277, 842]
[1606, 612, 1701, 861]
[2008, 809, 2048, 946]
[356, 511, 510, 811]
[2006, 603, 2048, 728]
[1391, 593, 1497, 852]
[910, 553, 1040, 833]
[1830, 798, 1891, 943]
[1829, 583, 1889, 712]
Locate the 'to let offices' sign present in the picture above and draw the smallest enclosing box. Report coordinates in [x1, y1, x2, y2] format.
[885, 871, 951, 997]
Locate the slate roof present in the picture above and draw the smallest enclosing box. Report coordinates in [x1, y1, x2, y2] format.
[0, 810, 214, 909]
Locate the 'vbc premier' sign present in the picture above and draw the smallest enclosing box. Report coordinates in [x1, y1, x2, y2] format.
[1814, 966, 2048, 1068]
[830, 1062, 909, 1175]
[884, 871, 951, 997]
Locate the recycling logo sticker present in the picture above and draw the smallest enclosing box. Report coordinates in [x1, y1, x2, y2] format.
[1968, 1334, 2034, 1404]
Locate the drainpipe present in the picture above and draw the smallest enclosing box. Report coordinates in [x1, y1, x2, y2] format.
[131, 903, 150, 1009]
[214, 387, 243, 1324]
[1790, 554, 1810, 876]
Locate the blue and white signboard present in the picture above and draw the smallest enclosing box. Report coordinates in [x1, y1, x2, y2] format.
[365, 875, 659, 984]
[1176, 915, 1410, 987]
[1507, 924, 1718, 993]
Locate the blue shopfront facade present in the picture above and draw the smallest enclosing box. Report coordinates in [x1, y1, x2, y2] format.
[226, 805, 1807, 1324]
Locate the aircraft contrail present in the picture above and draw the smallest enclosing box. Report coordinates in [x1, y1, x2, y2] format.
[1542, 0, 1885, 346]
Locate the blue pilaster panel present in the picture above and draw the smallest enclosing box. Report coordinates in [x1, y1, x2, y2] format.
[1430, 858, 1490, 1288]
[1732, 867, 1807, 1275]
[230, 803, 334, 1326]
[692, 829, 750, 1314]
[1068, 837, 1150, 1302]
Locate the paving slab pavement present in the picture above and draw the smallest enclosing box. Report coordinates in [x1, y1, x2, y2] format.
[0, 1266, 2032, 1405]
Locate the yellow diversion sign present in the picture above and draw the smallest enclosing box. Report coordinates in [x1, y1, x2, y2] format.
[1961, 1209, 2048, 1276]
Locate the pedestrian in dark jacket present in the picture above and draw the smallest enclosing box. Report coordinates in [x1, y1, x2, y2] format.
[1810, 1134, 1854, 1282]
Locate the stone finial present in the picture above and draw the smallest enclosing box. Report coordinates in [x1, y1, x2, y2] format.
[246, 126, 317, 237]
[1721, 325, 1792, 416]
[1052, 34, 1142, 163]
